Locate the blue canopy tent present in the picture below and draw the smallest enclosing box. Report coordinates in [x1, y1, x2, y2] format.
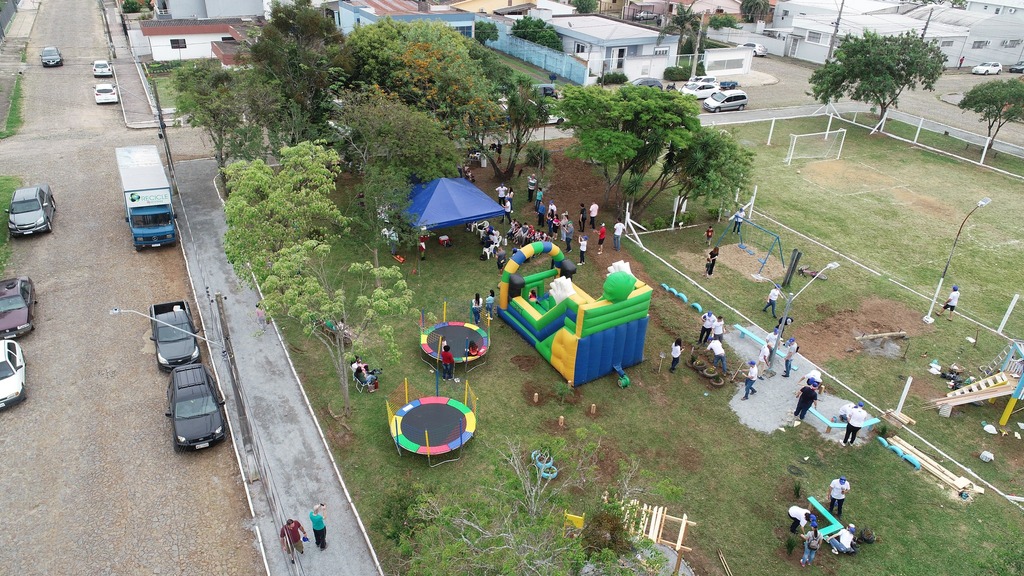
[406, 178, 505, 231]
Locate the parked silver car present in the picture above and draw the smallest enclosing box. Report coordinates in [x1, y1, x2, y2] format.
[703, 90, 749, 113]
[7, 184, 57, 237]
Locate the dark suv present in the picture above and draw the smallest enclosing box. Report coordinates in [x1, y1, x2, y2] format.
[0, 277, 35, 339]
[8, 184, 57, 237]
[40, 47, 63, 67]
[165, 365, 226, 451]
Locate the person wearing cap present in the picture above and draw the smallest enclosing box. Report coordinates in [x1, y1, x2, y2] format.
[783, 337, 799, 377]
[698, 311, 716, 344]
[787, 505, 814, 534]
[793, 379, 819, 421]
[828, 524, 858, 555]
[765, 327, 780, 350]
[828, 476, 851, 518]
[942, 285, 960, 321]
[756, 343, 771, 378]
[838, 401, 856, 423]
[843, 402, 870, 446]
[798, 368, 822, 389]
[742, 360, 759, 400]
[800, 521, 823, 567]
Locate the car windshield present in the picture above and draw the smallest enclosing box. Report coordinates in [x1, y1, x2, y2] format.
[174, 391, 218, 419]
[709, 92, 727, 103]
[42, 48, 58, 56]
[130, 213, 171, 227]
[95, 63, 108, 69]
[0, 359, 14, 379]
[97, 87, 114, 94]
[158, 322, 192, 342]
[0, 295, 26, 313]
[982, 63, 998, 66]
[10, 199, 41, 214]
[683, 82, 700, 90]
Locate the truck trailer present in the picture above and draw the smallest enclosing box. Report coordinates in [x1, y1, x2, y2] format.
[116, 145, 176, 250]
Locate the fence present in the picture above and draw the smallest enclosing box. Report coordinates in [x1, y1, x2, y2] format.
[0, 0, 18, 40]
[487, 20, 590, 85]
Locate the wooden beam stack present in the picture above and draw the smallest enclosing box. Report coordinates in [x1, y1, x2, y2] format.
[889, 436, 981, 494]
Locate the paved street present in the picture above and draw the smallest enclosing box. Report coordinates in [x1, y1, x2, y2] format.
[0, 0, 261, 574]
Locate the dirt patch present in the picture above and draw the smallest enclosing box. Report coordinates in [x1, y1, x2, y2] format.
[802, 159, 904, 194]
[675, 241, 787, 283]
[522, 380, 553, 406]
[890, 187, 956, 220]
[541, 417, 570, 436]
[790, 296, 927, 363]
[511, 354, 540, 372]
[595, 440, 626, 484]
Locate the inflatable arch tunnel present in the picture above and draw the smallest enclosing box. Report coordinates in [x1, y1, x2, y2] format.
[497, 241, 651, 386]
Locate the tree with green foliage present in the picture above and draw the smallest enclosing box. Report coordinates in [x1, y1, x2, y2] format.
[572, 0, 598, 14]
[809, 31, 945, 122]
[740, 0, 771, 22]
[708, 14, 740, 30]
[510, 16, 563, 52]
[463, 75, 550, 180]
[474, 21, 499, 44]
[660, 5, 702, 54]
[260, 240, 412, 418]
[223, 142, 347, 280]
[243, 0, 347, 150]
[957, 79, 1024, 150]
[557, 85, 702, 206]
[623, 127, 753, 218]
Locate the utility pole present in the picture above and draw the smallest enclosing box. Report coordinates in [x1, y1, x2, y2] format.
[921, 6, 934, 39]
[825, 0, 847, 62]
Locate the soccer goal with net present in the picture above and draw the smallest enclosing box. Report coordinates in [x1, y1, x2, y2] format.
[784, 129, 846, 165]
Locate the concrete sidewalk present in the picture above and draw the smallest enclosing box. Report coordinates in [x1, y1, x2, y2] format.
[173, 159, 382, 576]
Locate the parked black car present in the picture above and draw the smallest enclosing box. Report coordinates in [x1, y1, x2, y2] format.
[40, 46, 63, 67]
[165, 364, 226, 451]
[1009, 61, 1024, 73]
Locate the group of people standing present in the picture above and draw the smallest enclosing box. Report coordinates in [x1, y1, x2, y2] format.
[787, 476, 864, 568]
[279, 504, 329, 563]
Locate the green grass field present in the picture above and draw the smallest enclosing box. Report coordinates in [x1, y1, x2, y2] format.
[0, 176, 20, 270]
[279, 119, 1024, 576]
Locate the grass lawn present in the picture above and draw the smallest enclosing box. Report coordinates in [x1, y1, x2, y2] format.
[277, 119, 1024, 576]
[0, 176, 20, 270]
[0, 76, 25, 139]
[151, 76, 178, 109]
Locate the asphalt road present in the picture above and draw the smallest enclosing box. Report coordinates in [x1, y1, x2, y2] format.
[0, 0, 261, 574]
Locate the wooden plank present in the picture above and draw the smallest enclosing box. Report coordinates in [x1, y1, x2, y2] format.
[890, 437, 962, 486]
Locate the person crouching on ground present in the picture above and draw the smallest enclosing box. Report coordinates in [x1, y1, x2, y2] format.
[829, 524, 858, 555]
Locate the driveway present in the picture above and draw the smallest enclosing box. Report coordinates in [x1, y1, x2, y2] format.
[0, 0, 261, 574]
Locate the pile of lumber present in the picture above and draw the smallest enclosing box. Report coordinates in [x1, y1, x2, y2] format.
[884, 410, 916, 427]
[889, 436, 982, 494]
[927, 372, 1010, 408]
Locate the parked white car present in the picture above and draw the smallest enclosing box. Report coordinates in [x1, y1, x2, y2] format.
[94, 83, 118, 104]
[743, 42, 768, 56]
[679, 81, 719, 99]
[972, 62, 1002, 75]
[0, 340, 27, 410]
[92, 60, 113, 77]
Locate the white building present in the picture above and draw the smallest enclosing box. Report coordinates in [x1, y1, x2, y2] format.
[963, 0, 1024, 18]
[140, 18, 250, 62]
[903, 5, 1024, 66]
[785, 12, 967, 64]
[545, 14, 680, 80]
[773, 0, 902, 29]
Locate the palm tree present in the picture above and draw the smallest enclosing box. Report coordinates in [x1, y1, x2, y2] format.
[741, 0, 771, 22]
[659, 5, 703, 58]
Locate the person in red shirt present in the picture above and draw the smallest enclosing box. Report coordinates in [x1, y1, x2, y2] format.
[441, 344, 455, 380]
[280, 519, 308, 563]
[597, 224, 607, 255]
[705, 225, 714, 246]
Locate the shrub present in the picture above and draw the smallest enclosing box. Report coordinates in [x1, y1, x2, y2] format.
[663, 66, 689, 81]
[785, 534, 799, 556]
[525, 142, 551, 167]
[122, 0, 143, 13]
[793, 480, 802, 498]
[581, 507, 632, 555]
[599, 72, 628, 85]
[554, 381, 572, 403]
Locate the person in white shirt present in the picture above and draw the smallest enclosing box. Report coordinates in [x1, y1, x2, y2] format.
[708, 339, 726, 374]
[589, 202, 599, 230]
[828, 524, 858, 554]
[799, 369, 822, 389]
[783, 337, 799, 377]
[843, 402, 870, 446]
[942, 285, 960, 321]
[765, 328, 780, 350]
[578, 235, 588, 265]
[670, 338, 682, 372]
[712, 316, 726, 341]
[496, 183, 508, 202]
[828, 476, 851, 518]
[742, 360, 758, 400]
[732, 207, 745, 233]
[699, 311, 716, 344]
[756, 343, 771, 378]
[838, 401, 856, 423]
[527, 174, 538, 202]
[763, 285, 782, 318]
[788, 506, 815, 534]
[613, 218, 626, 251]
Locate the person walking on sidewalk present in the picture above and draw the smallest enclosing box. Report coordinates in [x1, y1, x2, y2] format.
[698, 310, 716, 344]
[670, 338, 682, 372]
[782, 337, 799, 377]
[828, 476, 851, 518]
[309, 504, 327, 551]
[742, 360, 758, 400]
[763, 285, 781, 318]
[801, 522, 823, 567]
[708, 338, 727, 374]
[280, 519, 308, 563]
[793, 381, 819, 421]
[843, 402, 870, 446]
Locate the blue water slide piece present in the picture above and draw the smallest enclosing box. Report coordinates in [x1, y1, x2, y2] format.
[677, 292, 689, 303]
[888, 445, 905, 458]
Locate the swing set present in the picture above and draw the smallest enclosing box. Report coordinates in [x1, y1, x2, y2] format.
[715, 216, 785, 277]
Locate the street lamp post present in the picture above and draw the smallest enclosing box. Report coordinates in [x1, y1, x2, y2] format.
[109, 307, 223, 348]
[922, 197, 990, 324]
[768, 261, 840, 369]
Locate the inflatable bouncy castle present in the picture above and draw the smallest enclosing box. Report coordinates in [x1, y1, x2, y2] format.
[497, 241, 651, 386]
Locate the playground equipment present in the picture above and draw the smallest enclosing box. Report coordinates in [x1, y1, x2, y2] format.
[386, 379, 478, 467]
[531, 449, 559, 479]
[563, 510, 585, 538]
[886, 435, 981, 495]
[623, 499, 697, 575]
[715, 218, 785, 276]
[420, 304, 489, 378]
[927, 341, 1024, 425]
[497, 241, 651, 387]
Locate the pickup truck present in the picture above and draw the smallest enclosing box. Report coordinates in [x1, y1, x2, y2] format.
[150, 301, 200, 371]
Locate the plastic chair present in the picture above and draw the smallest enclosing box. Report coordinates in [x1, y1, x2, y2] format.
[353, 371, 377, 393]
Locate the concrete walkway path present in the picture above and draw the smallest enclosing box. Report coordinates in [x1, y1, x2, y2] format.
[173, 159, 383, 576]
